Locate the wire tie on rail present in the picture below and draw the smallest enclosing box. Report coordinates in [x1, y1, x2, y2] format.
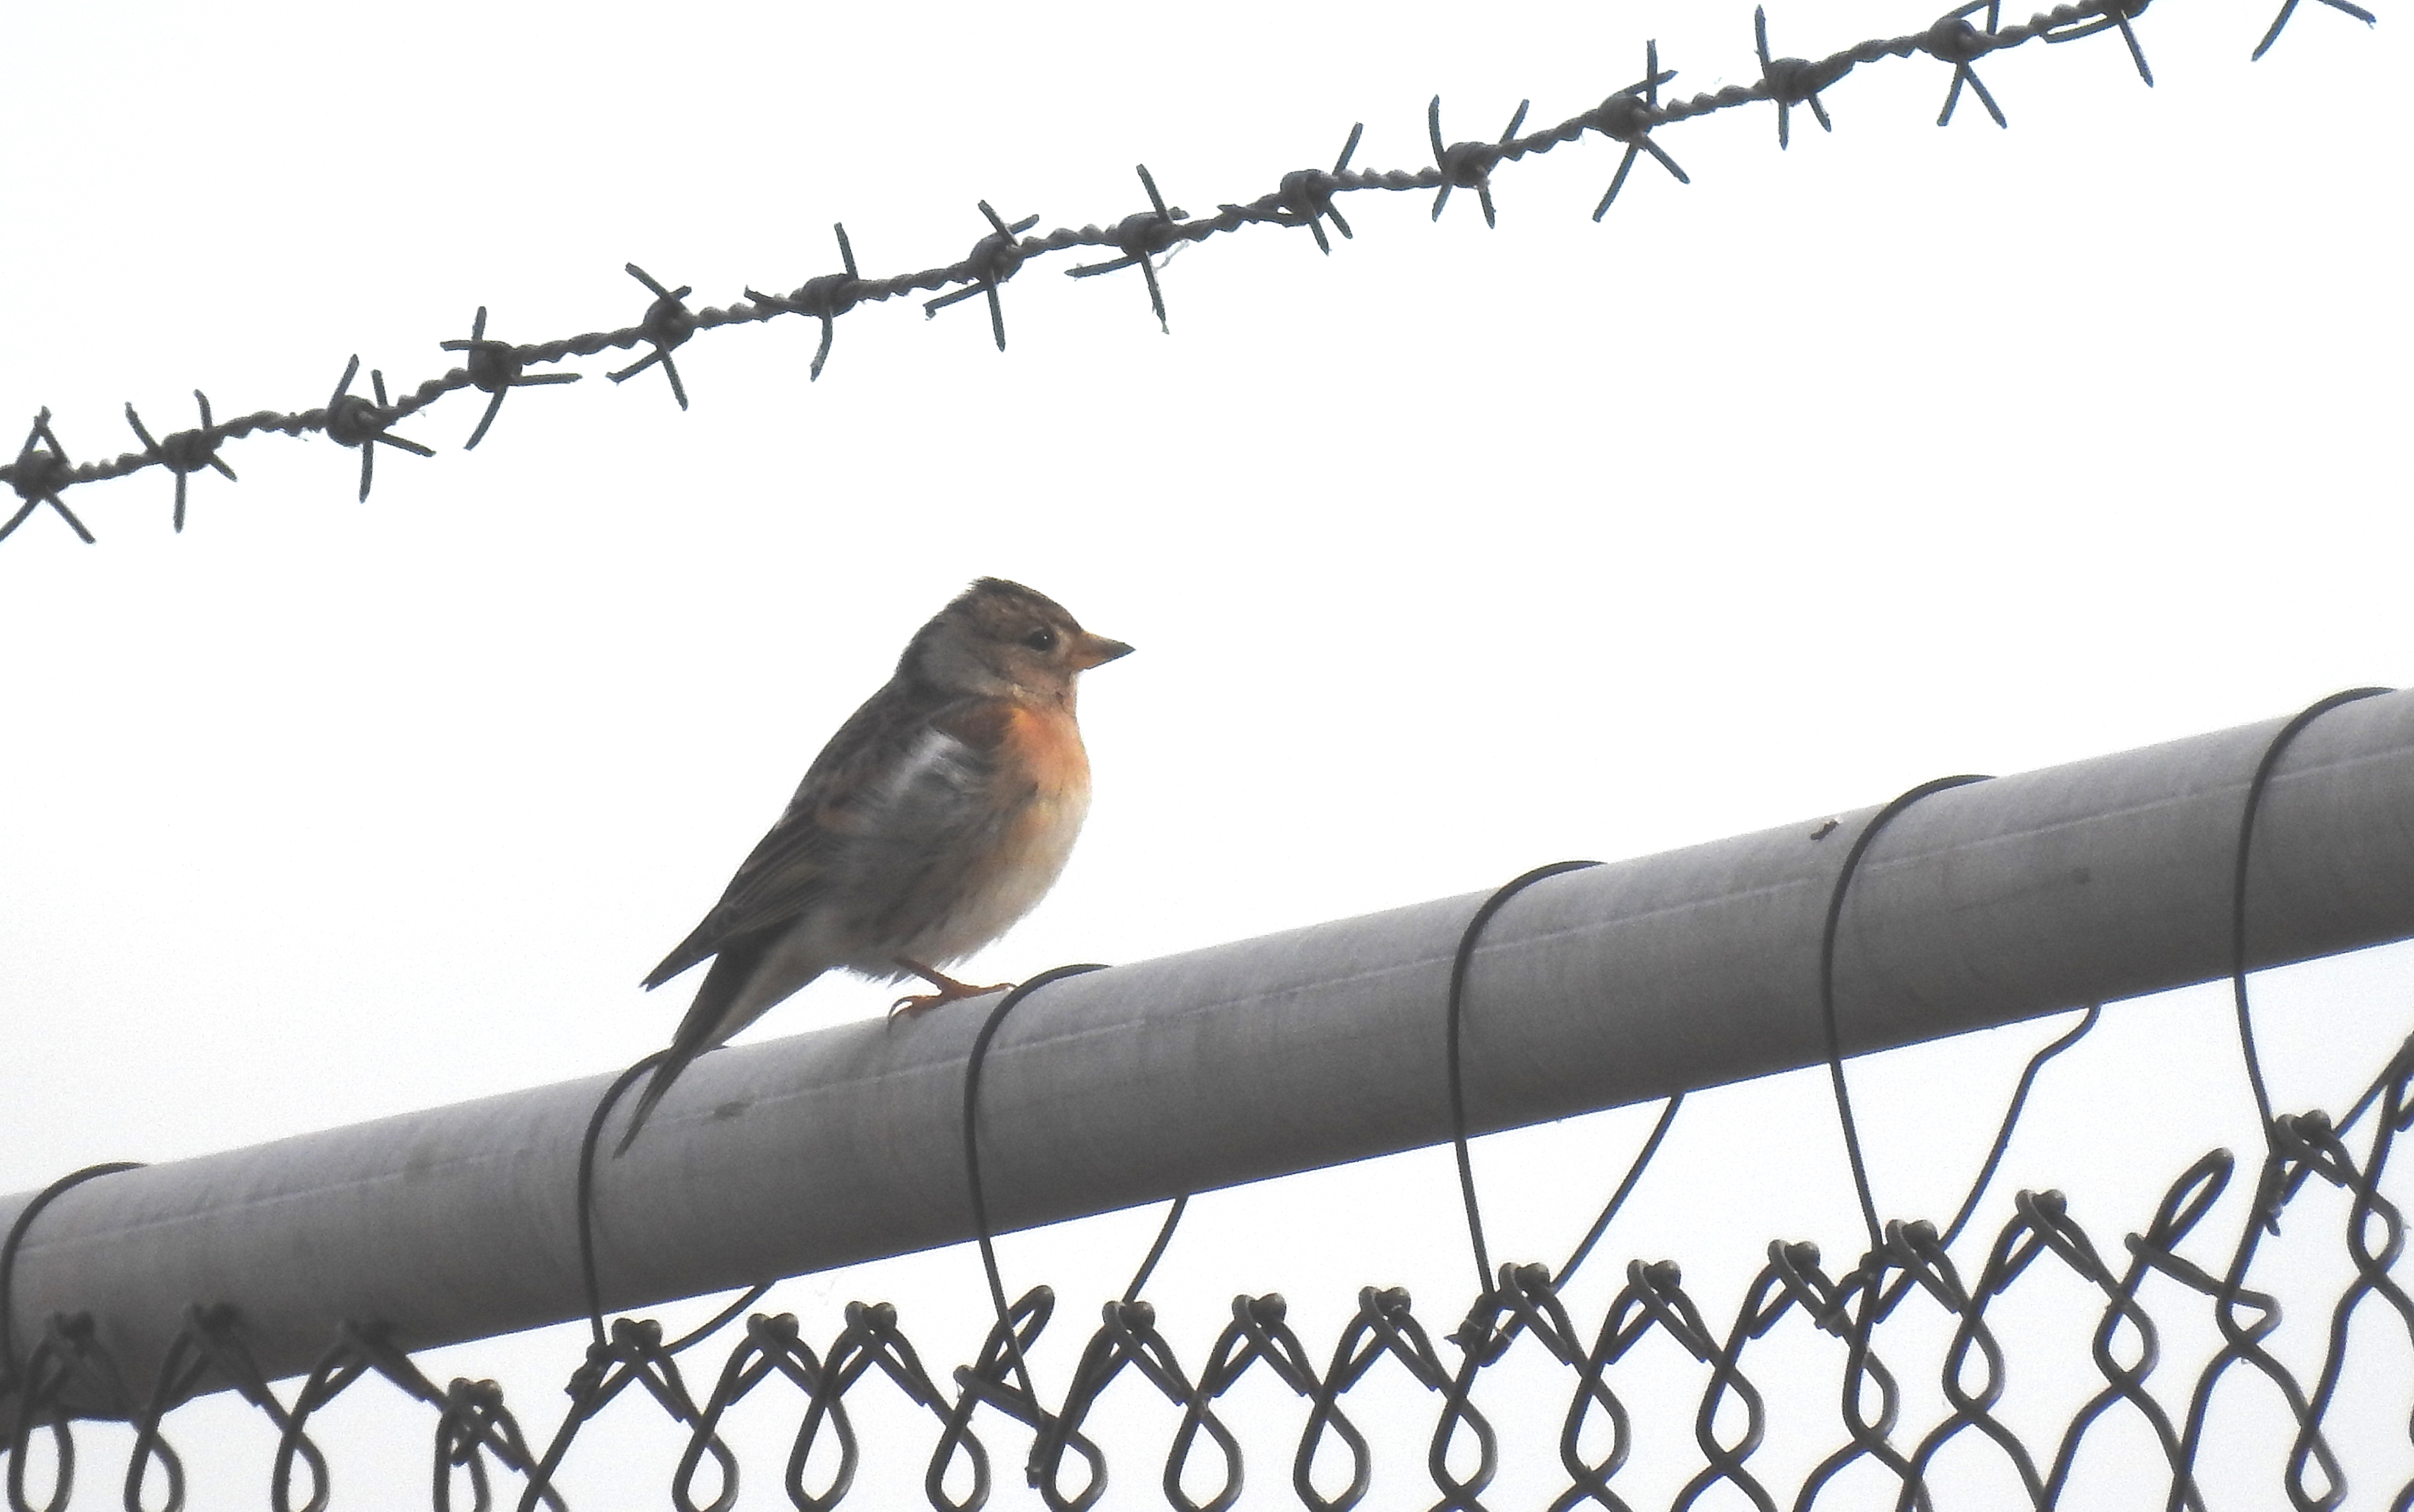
[959, 963, 1111, 1425]
[1818, 774, 1993, 1250]
[1443, 861, 1601, 1297]
[1940, 1004, 2102, 1248]
[0, 1161, 145, 1406]
[2229, 685, 2393, 1231]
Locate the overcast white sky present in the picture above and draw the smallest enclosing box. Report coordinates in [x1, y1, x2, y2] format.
[3, 0, 2410, 1506]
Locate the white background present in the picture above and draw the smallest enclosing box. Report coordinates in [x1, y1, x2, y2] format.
[3, 0, 2410, 1506]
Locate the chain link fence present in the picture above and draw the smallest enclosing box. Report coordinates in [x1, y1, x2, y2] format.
[5, 1001, 2409, 1511]
[8, 689, 2414, 1509]
[3, 0, 2402, 1504]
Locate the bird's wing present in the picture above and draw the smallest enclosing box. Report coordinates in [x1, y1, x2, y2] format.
[642, 675, 958, 989]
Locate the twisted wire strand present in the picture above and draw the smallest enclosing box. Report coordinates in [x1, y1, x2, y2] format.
[1, 0, 2373, 544]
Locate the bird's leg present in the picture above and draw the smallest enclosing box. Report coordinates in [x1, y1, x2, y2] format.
[890, 959, 1013, 1016]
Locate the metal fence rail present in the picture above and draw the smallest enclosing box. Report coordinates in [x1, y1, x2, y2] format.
[3, 689, 2412, 1508]
[12, 1062, 2414, 1512]
[0, 0, 2379, 547]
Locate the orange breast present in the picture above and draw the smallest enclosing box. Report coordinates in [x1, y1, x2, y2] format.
[891, 699, 1094, 965]
[1001, 701, 1092, 798]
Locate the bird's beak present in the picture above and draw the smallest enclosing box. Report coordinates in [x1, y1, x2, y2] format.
[1068, 632, 1134, 670]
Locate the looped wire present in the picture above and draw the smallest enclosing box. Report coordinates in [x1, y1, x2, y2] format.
[1818, 774, 1992, 1249]
[1940, 1003, 2101, 1248]
[953, 958, 1197, 1508]
[128, 1304, 309, 1512]
[1444, 860, 1601, 1293]
[575, 1050, 670, 1348]
[2231, 686, 2393, 1228]
[961, 963, 1111, 1412]
[9, 1312, 143, 1512]
[0, 1161, 144, 1396]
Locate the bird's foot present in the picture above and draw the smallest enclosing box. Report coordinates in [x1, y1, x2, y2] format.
[889, 959, 1012, 1017]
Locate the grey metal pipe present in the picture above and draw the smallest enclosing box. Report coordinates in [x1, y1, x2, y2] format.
[8, 690, 2414, 1409]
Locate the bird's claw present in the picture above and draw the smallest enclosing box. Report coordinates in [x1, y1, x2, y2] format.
[889, 961, 1013, 1017]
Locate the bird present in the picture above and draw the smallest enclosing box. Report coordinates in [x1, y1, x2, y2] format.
[613, 578, 1132, 1156]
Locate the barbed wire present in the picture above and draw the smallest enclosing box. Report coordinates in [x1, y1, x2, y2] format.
[0, 0, 2380, 547]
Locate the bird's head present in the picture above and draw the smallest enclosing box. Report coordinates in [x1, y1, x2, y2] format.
[907, 577, 1133, 701]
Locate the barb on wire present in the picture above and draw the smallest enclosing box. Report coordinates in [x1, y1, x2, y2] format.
[2, 411, 92, 546]
[2254, 0, 2378, 57]
[1757, 6, 1852, 148]
[608, 264, 697, 411]
[443, 307, 580, 451]
[1588, 41, 1689, 220]
[2046, 0, 2158, 82]
[748, 223, 863, 381]
[324, 356, 435, 504]
[0, 0, 2375, 547]
[1427, 95, 1530, 225]
[924, 202, 1042, 352]
[1928, 1, 2013, 126]
[123, 392, 235, 531]
[1065, 166, 1188, 333]
[1274, 122, 1364, 254]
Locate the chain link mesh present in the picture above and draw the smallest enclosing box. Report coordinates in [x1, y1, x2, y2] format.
[3, 1018, 2410, 1511]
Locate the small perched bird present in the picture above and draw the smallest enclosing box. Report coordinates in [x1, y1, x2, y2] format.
[616, 578, 1132, 1156]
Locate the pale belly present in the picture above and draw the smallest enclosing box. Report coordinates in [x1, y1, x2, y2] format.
[891, 784, 1091, 968]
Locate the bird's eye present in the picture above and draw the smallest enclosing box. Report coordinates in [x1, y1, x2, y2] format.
[1022, 628, 1057, 652]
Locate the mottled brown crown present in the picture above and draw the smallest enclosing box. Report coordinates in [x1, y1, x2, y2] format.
[903, 578, 1130, 696]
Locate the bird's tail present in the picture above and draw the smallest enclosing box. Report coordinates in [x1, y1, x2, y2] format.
[611, 1050, 691, 1158]
[615, 936, 781, 1158]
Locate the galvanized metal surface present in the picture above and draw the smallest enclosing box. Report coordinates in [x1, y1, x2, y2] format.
[6, 689, 2413, 1398]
